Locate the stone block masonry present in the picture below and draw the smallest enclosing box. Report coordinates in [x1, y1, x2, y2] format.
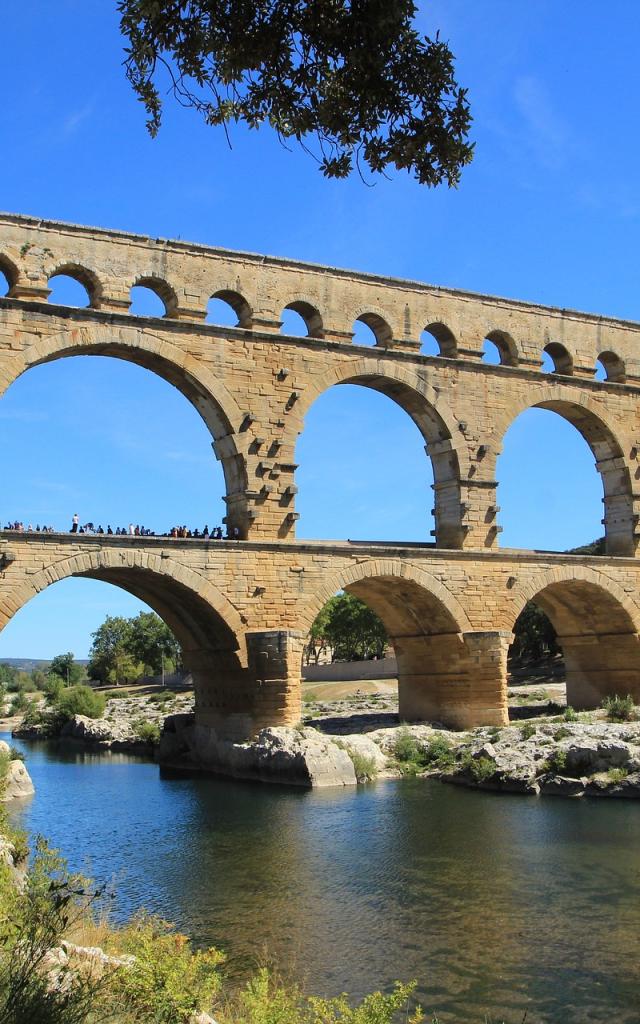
[2, 214, 640, 737]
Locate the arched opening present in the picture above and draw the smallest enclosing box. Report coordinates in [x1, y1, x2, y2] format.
[302, 567, 490, 729]
[352, 313, 393, 348]
[542, 342, 573, 375]
[483, 330, 517, 367]
[295, 376, 462, 545]
[0, 559, 246, 734]
[595, 351, 625, 383]
[0, 256, 17, 297]
[280, 307, 309, 337]
[511, 577, 640, 710]
[0, 356, 228, 537]
[497, 403, 630, 553]
[206, 290, 252, 329]
[281, 301, 323, 339]
[48, 273, 91, 308]
[48, 264, 100, 308]
[421, 323, 457, 358]
[0, 327, 250, 535]
[129, 278, 177, 318]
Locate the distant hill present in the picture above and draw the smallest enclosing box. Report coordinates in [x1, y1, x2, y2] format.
[0, 657, 89, 672]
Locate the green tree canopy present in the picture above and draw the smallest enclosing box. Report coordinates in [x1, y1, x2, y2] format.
[48, 652, 84, 686]
[305, 592, 388, 663]
[88, 616, 140, 685]
[128, 611, 182, 675]
[88, 612, 182, 684]
[509, 602, 559, 666]
[118, 0, 473, 185]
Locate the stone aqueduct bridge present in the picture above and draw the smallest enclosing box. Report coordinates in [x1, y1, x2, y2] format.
[1, 213, 640, 737]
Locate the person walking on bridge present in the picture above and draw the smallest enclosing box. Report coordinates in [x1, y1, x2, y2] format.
[71, 513, 79, 534]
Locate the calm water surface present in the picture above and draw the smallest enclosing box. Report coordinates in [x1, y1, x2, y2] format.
[4, 732, 640, 1023]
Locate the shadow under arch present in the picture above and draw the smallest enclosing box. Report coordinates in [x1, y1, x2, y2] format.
[291, 360, 467, 548]
[0, 546, 254, 732]
[299, 559, 500, 728]
[509, 565, 640, 709]
[1, 324, 251, 535]
[496, 386, 634, 556]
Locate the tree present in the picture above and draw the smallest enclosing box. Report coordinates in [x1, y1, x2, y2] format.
[48, 652, 83, 686]
[87, 616, 141, 686]
[128, 612, 182, 675]
[509, 602, 559, 666]
[305, 592, 388, 663]
[118, 0, 473, 185]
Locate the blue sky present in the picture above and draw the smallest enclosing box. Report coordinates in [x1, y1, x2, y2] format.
[0, 0, 631, 657]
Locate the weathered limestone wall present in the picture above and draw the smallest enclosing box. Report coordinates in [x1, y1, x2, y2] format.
[1, 214, 640, 552]
[2, 214, 640, 737]
[2, 534, 640, 735]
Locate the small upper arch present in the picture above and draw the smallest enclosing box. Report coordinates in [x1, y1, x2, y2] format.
[542, 342, 573, 375]
[0, 254, 19, 296]
[352, 310, 393, 348]
[421, 322, 458, 358]
[207, 289, 252, 329]
[281, 300, 323, 339]
[483, 329, 518, 367]
[595, 350, 626, 384]
[47, 262, 102, 308]
[130, 276, 179, 318]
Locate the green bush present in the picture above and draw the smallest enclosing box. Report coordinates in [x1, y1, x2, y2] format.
[8, 746, 23, 762]
[53, 685, 106, 722]
[564, 706, 579, 722]
[468, 755, 497, 783]
[221, 968, 423, 1024]
[520, 722, 536, 740]
[423, 735, 456, 770]
[392, 729, 424, 766]
[553, 726, 571, 740]
[608, 767, 629, 785]
[347, 750, 378, 782]
[602, 694, 637, 723]
[9, 691, 28, 714]
[132, 721, 161, 745]
[42, 674, 65, 702]
[540, 748, 567, 775]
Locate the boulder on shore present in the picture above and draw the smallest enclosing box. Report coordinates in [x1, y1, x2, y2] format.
[159, 715, 357, 788]
[0, 741, 34, 801]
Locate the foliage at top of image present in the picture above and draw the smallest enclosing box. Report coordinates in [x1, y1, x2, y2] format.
[118, 0, 473, 185]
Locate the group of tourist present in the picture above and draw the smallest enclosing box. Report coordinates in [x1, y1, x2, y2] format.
[3, 521, 55, 533]
[2, 516, 237, 541]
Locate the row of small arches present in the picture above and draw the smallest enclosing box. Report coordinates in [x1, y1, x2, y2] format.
[0, 257, 627, 383]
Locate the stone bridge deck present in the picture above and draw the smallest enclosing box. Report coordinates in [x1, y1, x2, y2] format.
[1, 532, 639, 738]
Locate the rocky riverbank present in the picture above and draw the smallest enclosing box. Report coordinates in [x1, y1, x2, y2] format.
[160, 713, 640, 797]
[13, 692, 194, 754]
[11, 687, 640, 797]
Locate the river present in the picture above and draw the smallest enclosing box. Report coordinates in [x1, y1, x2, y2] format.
[4, 732, 640, 1023]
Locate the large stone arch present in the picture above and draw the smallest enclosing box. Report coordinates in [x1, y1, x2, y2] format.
[291, 359, 467, 548]
[299, 558, 505, 728]
[494, 384, 635, 556]
[509, 564, 640, 709]
[0, 546, 272, 738]
[0, 547, 246, 659]
[0, 324, 252, 535]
